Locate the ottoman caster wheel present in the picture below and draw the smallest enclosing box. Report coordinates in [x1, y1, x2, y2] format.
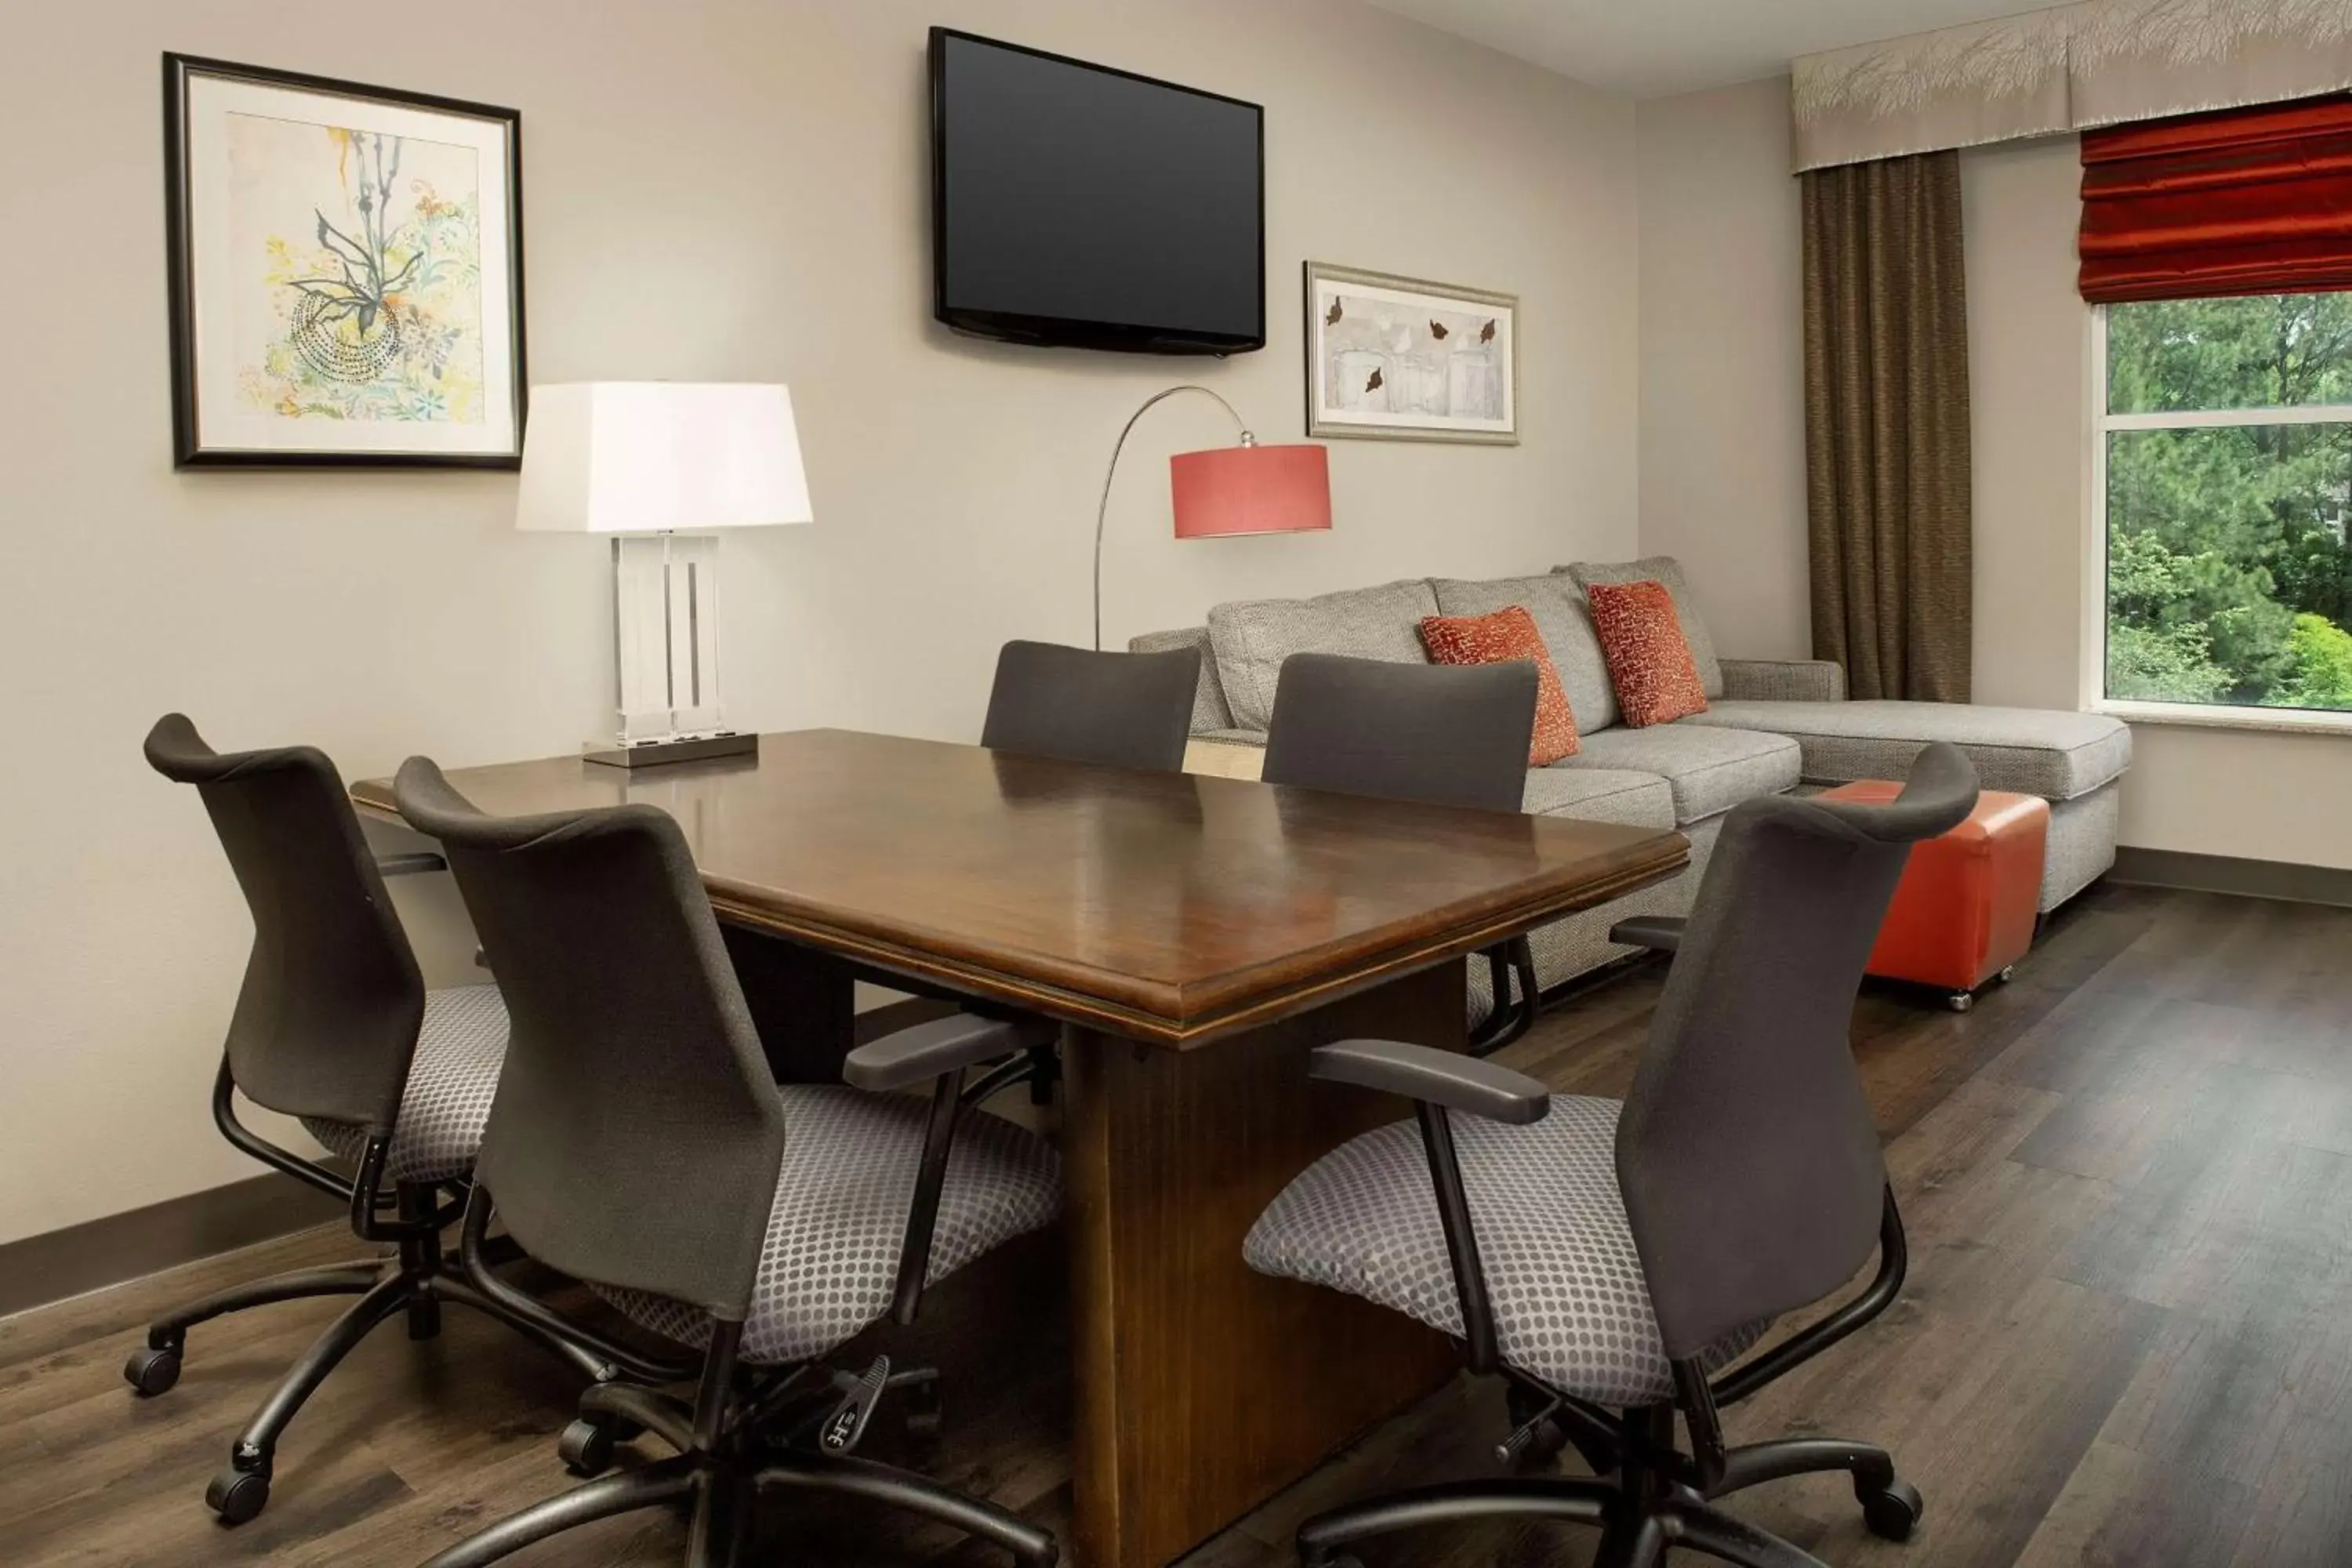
[1998, 965, 2016, 983]
[123, 1343, 182, 1397]
[1860, 1478, 1924, 1541]
[206, 1465, 270, 1526]
[1948, 992, 1975, 1014]
[558, 1416, 627, 1477]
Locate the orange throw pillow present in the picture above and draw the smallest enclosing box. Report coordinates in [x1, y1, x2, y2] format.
[1418, 605, 1580, 765]
[1585, 579, 1708, 727]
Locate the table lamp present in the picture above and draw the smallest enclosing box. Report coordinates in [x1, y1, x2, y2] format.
[1093, 386, 1331, 650]
[517, 383, 812, 768]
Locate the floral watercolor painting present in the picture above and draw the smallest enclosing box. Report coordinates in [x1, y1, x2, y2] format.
[166, 55, 521, 466]
[227, 117, 485, 424]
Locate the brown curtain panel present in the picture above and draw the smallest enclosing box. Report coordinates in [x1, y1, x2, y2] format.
[1802, 150, 1973, 702]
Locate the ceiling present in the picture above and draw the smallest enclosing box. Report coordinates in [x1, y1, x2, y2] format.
[1366, 0, 2065, 99]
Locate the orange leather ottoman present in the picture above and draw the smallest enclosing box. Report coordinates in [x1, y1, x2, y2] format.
[1819, 781, 2049, 1011]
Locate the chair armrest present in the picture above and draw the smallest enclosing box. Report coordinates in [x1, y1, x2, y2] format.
[1308, 1039, 1549, 1125]
[375, 851, 448, 877]
[1610, 915, 1685, 954]
[844, 1014, 1027, 1093]
[848, 1011, 1052, 1328]
[1304, 1040, 1541, 1376]
[1717, 659, 1846, 703]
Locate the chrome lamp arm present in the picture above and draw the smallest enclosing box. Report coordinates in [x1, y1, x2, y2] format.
[1093, 384, 1252, 651]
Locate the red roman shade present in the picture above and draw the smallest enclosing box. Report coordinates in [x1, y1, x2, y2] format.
[2079, 95, 2352, 303]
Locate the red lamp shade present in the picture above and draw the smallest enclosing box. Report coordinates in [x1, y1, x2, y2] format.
[1168, 443, 1331, 539]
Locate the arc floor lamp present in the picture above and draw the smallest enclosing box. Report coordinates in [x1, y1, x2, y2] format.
[1093, 385, 1331, 650]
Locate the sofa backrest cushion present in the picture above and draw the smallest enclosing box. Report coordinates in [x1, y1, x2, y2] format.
[1206, 578, 1439, 732]
[1559, 556, 1723, 698]
[1432, 573, 1620, 734]
[1128, 625, 1234, 733]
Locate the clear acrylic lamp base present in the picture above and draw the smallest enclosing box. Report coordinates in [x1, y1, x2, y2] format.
[586, 532, 757, 770]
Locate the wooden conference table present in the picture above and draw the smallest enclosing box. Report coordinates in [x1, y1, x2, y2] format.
[352, 728, 1687, 1568]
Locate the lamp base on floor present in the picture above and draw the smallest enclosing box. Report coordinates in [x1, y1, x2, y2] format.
[581, 731, 759, 770]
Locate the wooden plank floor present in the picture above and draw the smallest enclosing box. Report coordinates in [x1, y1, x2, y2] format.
[4, 883, 2348, 1566]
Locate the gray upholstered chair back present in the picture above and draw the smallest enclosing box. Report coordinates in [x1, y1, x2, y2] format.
[1262, 652, 1537, 814]
[143, 713, 423, 1131]
[1616, 742, 1978, 1359]
[981, 639, 1201, 773]
[393, 758, 785, 1323]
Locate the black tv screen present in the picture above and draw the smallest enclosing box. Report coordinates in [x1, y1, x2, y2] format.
[930, 29, 1265, 355]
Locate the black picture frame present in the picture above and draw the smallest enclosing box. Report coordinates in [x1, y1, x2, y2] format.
[162, 53, 527, 469]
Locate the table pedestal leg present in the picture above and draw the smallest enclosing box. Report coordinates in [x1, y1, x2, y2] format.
[722, 927, 855, 1084]
[1063, 961, 1467, 1568]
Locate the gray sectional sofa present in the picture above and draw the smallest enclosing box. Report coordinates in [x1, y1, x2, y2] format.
[1134, 557, 2131, 1018]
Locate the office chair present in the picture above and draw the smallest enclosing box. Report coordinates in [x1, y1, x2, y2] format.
[1261, 652, 1544, 1057]
[1247, 743, 1980, 1568]
[981, 637, 1202, 773]
[393, 757, 1062, 1568]
[128, 715, 607, 1525]
[969, 637, 1203, 1100]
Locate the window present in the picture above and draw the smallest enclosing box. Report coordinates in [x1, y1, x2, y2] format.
[2095, 293, 2352, 722]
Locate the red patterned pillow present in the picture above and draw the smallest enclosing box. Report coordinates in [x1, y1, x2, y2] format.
[1585, 579, 1708, 727]
[1418, 605, 1580, 766]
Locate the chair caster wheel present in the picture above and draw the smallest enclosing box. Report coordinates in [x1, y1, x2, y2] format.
[1860, 1478, 1924, 1541]
[206, 1465, 270, 1526]
[558, 1416, 624, 1477]
[123, 1343, 181, 1397]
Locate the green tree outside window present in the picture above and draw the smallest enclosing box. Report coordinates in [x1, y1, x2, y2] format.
[2104, 294, 2352, 711]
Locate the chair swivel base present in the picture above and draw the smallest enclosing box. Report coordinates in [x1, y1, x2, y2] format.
[425, 1364, 1054, 1568]
[1297, 1407, 1922, 1568]
[123, 1185, 612, 1526]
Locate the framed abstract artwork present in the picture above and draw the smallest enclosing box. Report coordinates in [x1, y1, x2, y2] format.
[162, 54, 525, 468]
[1303, 263, 1516, 445]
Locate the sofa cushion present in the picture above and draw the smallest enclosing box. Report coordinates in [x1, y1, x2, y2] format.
[1430, 575, 1619, 733]
[1129, 626, 1233, 732]
[1585, 579, 1711, 728]
[1559, 724, 1799, 826]
[1559, 557, 1723, 697]
[1421, 606, 1580, 765]
[1520, 767, 1678, 831]
[1207, 579, 1439, 731]
[1677, 701, 2132, 802]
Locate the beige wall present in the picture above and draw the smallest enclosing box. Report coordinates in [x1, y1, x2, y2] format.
[1636, 78, 1810, 660]
[0, 1, 1635, 1246]
[1635, 76, 2352, 870]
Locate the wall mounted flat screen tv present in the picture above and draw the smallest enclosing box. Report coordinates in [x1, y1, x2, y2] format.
[930, 29, 1265, 355]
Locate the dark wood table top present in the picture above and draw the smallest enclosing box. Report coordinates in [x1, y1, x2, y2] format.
[352, 729, 1686, 1046]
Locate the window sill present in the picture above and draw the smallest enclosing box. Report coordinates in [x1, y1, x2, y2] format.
[2095, 699, 2352, 737]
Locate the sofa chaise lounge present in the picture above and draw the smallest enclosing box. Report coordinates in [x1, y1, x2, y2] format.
[1134, 557, 2131, 1022]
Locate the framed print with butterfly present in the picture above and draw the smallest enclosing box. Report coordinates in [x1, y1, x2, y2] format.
[1303, 262, 1515, 445]
[163, 53, 525, 467]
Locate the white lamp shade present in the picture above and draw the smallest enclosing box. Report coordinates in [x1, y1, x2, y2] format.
[515, 382, 813, 534]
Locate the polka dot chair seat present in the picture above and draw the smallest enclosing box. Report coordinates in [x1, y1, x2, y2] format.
[1246, 1094, 1767, 1406]
[593, 1085, 1063, 1367]
[302, 985, 507, 1186]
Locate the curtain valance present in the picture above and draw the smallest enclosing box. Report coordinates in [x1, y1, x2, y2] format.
[1794, 0, 2352, 173]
